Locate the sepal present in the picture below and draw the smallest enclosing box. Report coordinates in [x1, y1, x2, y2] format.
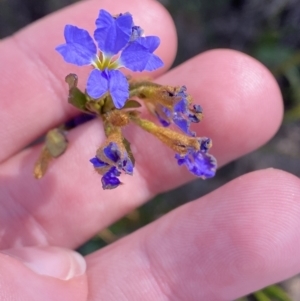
[65, 74, 91, 114]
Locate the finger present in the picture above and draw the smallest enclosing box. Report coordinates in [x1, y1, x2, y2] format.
[0, 0, 177, 163]
[0, 50, 283, 249]
[85, 169, 300, 301]
[0, 246, 87, 301]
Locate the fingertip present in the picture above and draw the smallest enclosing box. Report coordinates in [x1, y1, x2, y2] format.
[2, 246, 86, 280]
[0, 247, 88, 301]
[204, 49, 283, 151]
[141, 168, 300, 300]
[216, 48, 283, 132]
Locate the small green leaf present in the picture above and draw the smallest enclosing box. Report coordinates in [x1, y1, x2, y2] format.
[65, 73, 90, 113]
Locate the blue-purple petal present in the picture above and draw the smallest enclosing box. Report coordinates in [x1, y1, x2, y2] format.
[122, 158, 133, 175]
[136, 36, 160, 52]
[173, 116, 195, 136]
[193, 152, 216, 178]
[102, 142, 133, 174]
[175, 155, 186, 166]
[90, 157, 108, 168]
[101, 167, 122, 189]
[108, 70, 129, 109]
[92, 139, 134, 187]
[154, 86, 203, 135]
[119, 37, 164, 71]
[56, 25, 97, 66]
[174, 99, 187, 114]
[86, 69, 109, 99]
[103, 142, 121, 163]
[143, 54, 164, 72]
[94, 10, 132, 56]
[175, 150, 217, 178]
[118, 41, 144, 71]
[155, 111, 171, 127]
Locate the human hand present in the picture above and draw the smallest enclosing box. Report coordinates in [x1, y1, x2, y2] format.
[1, 0, 299, 300]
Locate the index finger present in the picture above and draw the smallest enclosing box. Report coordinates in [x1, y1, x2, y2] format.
[0, 0, 177, 163]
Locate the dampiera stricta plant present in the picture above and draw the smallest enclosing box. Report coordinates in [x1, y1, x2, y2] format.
[34, 9, 217, 190]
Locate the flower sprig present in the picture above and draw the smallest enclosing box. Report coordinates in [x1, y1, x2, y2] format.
[34, 9, 217, 189]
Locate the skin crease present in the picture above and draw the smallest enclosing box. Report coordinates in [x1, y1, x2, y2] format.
[0, 0, 299, 300]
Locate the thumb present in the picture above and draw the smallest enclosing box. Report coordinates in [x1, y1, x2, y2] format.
[0, 246, 87, 301]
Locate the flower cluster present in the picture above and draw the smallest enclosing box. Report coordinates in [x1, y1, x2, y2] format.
[175, 138, 216, 178]
[154, 86, 203, 136]
[56, 9, 163, 109]
[34, 9, 217, 189]
[90, 142, 133, 189]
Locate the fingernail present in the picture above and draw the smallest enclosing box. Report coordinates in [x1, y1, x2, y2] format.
[1, 246, 86, 280]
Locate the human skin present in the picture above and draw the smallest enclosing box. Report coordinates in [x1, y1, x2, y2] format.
[0, 0, 300, 300]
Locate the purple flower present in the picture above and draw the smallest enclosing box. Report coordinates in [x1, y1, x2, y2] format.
[102, 166, 122, 189]
[155, 86, 203, 136]
[175, 138, 217, 178]
[56, 9, 163, 109]
[90, 142, 133, 189]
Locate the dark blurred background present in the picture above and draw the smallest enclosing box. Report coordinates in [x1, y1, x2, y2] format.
[1, 0, 300, 299]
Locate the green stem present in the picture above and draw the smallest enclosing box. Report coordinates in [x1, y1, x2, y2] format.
[129, 113, 199, 154]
